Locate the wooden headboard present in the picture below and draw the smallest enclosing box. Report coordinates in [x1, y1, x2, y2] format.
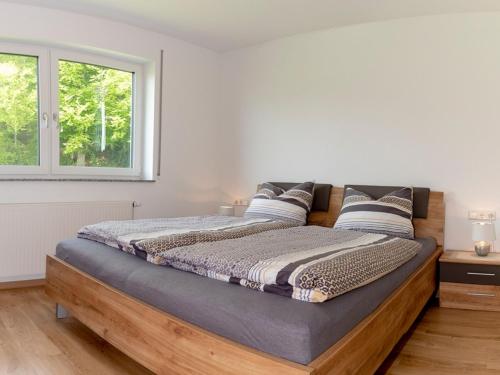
[307, 187, 445, 247]
[307, 187, 343, 228]
[254, 185, 444, 246]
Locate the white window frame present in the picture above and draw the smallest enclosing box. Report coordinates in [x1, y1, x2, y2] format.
[0, 43, 145, 179]
[0, 43, 50, 175]
[50, 49, 143, 177]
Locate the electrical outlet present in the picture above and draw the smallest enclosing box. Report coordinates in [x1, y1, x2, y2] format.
[468, 210, 496, 221]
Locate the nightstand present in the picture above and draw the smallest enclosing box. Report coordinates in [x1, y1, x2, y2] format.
[233, 203, 248, 217]
[440, 250, 500, 312]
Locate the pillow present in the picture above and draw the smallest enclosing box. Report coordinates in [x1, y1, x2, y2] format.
[244, 182, 314, 225]
[333, 187, 414, 239]
[252, 182, 285, 199]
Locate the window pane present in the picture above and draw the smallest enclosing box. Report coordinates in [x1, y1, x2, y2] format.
[0, 53, 39, 166]
[58, 60, 133, 168]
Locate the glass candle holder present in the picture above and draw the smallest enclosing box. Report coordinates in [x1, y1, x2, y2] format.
[474, 241, 491, 257]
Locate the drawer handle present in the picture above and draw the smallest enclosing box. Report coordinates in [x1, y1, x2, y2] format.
[466, 292, 496, 297]
[466, 272, 496, 276]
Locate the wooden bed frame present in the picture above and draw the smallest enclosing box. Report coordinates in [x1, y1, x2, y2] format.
[45, 187, 444, 375]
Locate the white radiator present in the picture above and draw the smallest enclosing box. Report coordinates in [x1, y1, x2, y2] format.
[0, 201, 133, 282]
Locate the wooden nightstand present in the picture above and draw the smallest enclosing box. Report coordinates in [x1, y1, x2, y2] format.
[440, 250, 500, 312]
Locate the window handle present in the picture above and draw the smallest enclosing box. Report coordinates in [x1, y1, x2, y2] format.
[41, 112, 49, 129]
[53, 113, 60, 131]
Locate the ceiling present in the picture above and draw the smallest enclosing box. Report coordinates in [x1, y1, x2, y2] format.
[7, 0, 500, 51]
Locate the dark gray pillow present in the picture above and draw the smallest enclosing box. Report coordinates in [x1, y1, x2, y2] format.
[269, 182, 332, 212]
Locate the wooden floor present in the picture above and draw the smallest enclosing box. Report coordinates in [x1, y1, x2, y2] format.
[378, 300, 500, 375]
[0, 287, 152, 374]
[1, 288, 500, 374]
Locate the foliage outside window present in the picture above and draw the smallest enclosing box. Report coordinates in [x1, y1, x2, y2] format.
[0, 53, 39, 166]
[58, 60, 133, 168]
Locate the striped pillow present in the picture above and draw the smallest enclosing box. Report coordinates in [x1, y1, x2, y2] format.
[334, 187, 415, 239]
[244, 182, 314, 225]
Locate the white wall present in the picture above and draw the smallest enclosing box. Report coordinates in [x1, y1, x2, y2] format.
[221, 12, 500, 250]
[0, 2, 222, 218]
[3, 4, 500, 263]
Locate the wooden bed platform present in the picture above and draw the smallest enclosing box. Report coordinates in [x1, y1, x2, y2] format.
[45, 187, 445, 375]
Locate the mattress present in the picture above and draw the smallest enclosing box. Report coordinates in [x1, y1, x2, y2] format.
[56, 236, 437, 365]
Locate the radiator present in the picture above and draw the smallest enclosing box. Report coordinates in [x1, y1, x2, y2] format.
[0, 201, 133, 282]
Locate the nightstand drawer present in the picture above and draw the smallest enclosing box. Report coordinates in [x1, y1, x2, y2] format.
[440, 282, 500, 311]
[440, 262, 500, 285]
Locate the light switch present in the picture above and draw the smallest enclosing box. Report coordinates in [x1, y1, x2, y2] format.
[468, 210, 496, 221]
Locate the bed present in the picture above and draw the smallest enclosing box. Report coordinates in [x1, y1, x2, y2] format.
[45, 185, 445, 375]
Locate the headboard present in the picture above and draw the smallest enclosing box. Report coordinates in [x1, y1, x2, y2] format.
[254, 185, 445, 247]
[307, 187, 343, 228]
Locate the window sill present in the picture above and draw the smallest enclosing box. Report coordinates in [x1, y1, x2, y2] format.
[0, 178, 156, 182]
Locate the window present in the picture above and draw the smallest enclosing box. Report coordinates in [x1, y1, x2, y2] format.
[0, 44, 144, 178]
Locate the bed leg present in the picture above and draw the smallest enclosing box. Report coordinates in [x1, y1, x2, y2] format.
[55, 303, 70, 319]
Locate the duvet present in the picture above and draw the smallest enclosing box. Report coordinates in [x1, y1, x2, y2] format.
[79, 216, 420, 303]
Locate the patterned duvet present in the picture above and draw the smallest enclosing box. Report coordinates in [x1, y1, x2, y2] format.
[78, 216, 420, 303]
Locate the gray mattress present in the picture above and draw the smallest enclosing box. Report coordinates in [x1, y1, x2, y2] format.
[56, 236, 437, 365]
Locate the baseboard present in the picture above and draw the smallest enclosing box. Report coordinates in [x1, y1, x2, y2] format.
[0, 273, 45, 282]
[0, 278, 46, 290]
